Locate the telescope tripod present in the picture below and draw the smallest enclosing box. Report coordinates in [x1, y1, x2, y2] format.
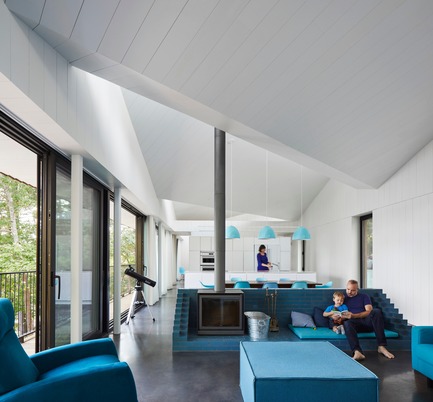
[126, 280, 155, 324]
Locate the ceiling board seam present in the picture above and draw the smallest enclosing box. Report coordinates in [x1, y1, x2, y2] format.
[120, 0, 156, 64]
[187, 0, 282, 99]
[238, 0, 406, 131]
[96, 0, 122, 53]
[258, 1, 433, 137]
[140, 0, 190, 74]
[225, 0, 355, 124]
[166, 0, 250, 90]
[204, 0, 307, 107]
[69, 0, 85, 40]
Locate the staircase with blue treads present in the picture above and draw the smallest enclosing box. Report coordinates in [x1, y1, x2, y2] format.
[172, 288, 411, 352]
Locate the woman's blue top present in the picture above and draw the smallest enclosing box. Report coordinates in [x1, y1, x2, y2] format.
[257, 252, 269, 271]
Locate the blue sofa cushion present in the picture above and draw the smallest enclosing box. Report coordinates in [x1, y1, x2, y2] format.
[38, 355, 120, 380]
[0, 300, 39, 395]
[291, 311, 316, 328]
[414, 344, 433, 365]
[289, 325, 399, 339]
[313, 307, 330, 327]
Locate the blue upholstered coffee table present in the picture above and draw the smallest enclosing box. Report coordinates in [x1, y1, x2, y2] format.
[240, 341, 378, 402]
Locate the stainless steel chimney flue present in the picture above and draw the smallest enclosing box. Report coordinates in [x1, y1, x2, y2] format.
[214, 128, 226, 293]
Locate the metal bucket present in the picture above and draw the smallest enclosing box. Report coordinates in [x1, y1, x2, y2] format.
[244, 311, 270, 341]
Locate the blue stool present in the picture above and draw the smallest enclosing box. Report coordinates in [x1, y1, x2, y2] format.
[262, 282, 278, 289]
[291, 281, 308, 289]
[234, 281, 251, 289]
[200, 281, 214, 289]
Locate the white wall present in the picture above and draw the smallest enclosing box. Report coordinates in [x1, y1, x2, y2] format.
[0, 3, 161, 218]
[305, 141, 433, 325]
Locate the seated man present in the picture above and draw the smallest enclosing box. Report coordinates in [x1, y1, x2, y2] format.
[343, 279, 395, 361]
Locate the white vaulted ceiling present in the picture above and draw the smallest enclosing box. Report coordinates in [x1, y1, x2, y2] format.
[5, 0, 433, 221]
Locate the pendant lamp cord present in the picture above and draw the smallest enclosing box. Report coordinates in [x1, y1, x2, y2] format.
[300, 166, 303, 227]
[265, 151, 269, 224]
[230, 140, 233, 219]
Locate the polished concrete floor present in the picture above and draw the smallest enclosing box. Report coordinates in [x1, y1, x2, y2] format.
[112, 287, 433, 402]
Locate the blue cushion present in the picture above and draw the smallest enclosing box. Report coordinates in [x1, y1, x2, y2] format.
[313, 306, 330, 327]
[288, 325, 399, 339]
[291, 311, 316, 328]
[38, 355, 120, 380]
[0, 299, 39, 395]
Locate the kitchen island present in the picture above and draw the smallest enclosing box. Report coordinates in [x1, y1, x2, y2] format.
[184, 271, 317, 289]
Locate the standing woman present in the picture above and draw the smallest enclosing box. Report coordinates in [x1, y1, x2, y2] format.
[257, 244, 272, 271]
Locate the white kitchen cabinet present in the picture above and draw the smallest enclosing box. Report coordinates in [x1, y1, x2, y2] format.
[243, 237, 255, 251]
[229, 251, 244, 272]
[280, 251, 291, 271]
[189, 251, 200, 272]
[201, 236, 212, 251]
[189, 237, 201, 251]
[225, 251, 232, 271]
[280, 236, 291, 252]
[232, 237, 243, 251]
[243, 251, 255, 272]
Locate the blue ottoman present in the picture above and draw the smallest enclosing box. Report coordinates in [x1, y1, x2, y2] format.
[240, 341, 378, 402]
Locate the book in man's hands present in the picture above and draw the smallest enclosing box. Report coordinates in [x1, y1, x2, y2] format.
[331, 310, 348, 317]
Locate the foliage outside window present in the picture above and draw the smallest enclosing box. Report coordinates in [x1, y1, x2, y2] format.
[0, 172, 37, 337]
[0, 173, 37, 272]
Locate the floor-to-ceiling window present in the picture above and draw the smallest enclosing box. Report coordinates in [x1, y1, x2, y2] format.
[360, 213, 373, 288]
[54, 168, 107, 346]
[109, 199, 145, 325]
[54, 168, 72, 346]
[0, 109, 110, 351]
[0, 131, 38, 353]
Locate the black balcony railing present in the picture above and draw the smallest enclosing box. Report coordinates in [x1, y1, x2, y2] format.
[0, 270, 37, 340]
[109, 265, 137, 301]
[0, 267, 137, 340]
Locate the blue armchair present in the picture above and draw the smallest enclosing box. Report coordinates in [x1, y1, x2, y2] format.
[0, 298, 137, 401]
[412, 326, 433, 387]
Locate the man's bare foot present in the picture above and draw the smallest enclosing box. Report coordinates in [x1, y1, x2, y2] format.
[378, 346, 394, 359]
[353, 350, 365, 361]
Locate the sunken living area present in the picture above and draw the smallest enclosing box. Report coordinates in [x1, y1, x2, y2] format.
[173, 288, 411, 352]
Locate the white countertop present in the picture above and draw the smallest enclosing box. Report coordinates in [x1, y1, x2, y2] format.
[184, 271, 317, 288]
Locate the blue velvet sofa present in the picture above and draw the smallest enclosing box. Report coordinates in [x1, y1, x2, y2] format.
[0, 298, 137, 401]
[412, 326, 433, 387]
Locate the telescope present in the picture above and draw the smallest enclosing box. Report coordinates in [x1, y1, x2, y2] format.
[124, 266, 156, 287]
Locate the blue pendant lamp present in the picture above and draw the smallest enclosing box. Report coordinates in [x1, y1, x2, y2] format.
[258, 151, 276, 239]
[292, 226, 310, 240]
[293, 166, 311, 241]
[258, 225, 276, 239]
[226, 139, 240, 239]
[226, 225, 240, 239]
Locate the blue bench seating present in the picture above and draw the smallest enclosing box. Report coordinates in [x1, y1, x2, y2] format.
[289, 325, 399, 340]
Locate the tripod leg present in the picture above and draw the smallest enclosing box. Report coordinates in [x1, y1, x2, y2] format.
[126, 290, 139, 325]
[141, 290, 156, 322]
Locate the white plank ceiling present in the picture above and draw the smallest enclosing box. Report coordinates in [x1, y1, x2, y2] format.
[5, 0, 433, 221]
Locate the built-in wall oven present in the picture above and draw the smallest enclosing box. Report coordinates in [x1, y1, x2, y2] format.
[200, 251, 215, 271]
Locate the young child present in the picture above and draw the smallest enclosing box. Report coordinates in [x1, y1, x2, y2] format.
[323, 291, 348, 334]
